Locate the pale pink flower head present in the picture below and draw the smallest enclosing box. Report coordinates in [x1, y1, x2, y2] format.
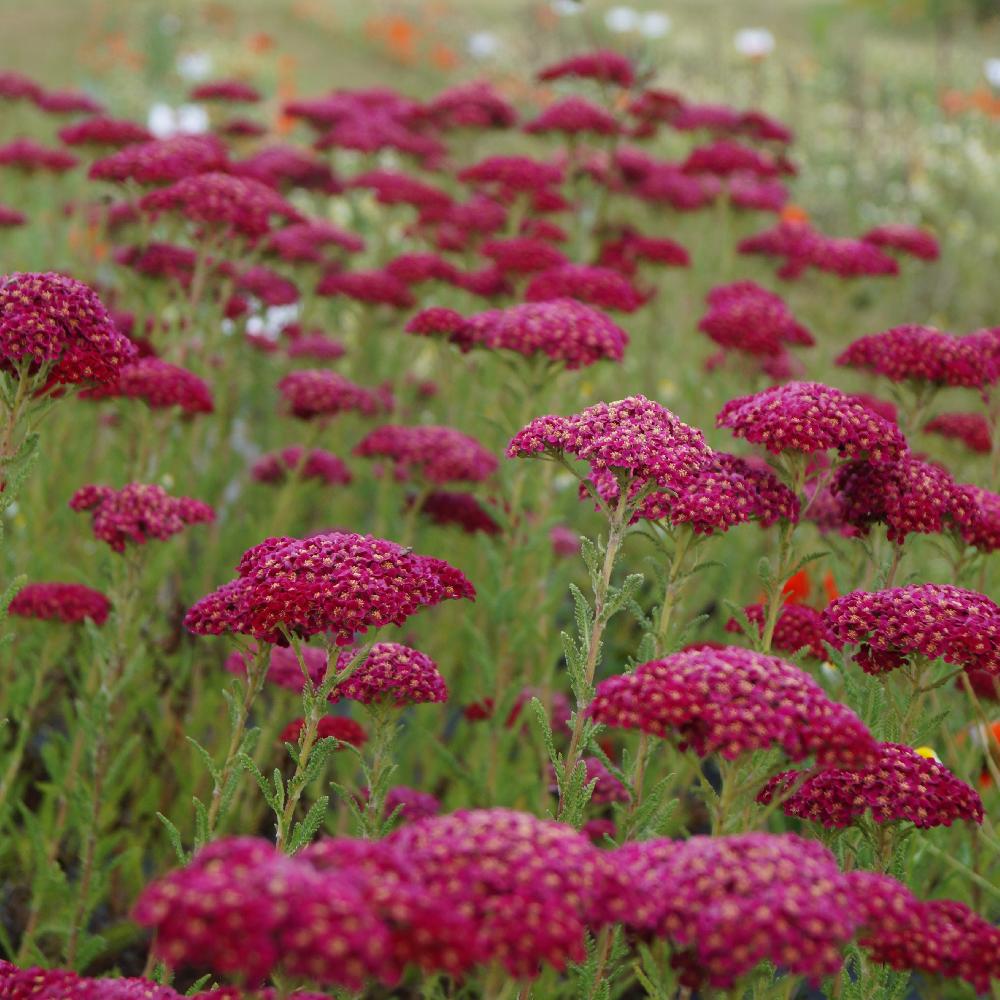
[70, 483, 214, 552]
[823, 584, 1000, 676]
[587, 645, 877, 768]
[0, 272, 137, 385]
[9, 582, 111, 626]
[509, 395, 711, 499]
[716, 381, 905, 461]
[184, 531, 475, 644]
[354, 424, 497, 484]
[759, 741, 983, 829]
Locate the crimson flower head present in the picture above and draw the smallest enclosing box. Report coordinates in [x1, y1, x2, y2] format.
[682, 139, 789, 178]
[409, 300, 628, 369]
[0, 964, 190, 999]
[728, 172, 789, 212]
[597, 228, 690, 274]
[0, 72, 42, 102]
[251, 447, 352, 486]
[524, 97, 619, 136]
[189, 79, 262, 103]
[0, 138, 78, 174]
[0, 272, 137, 385]
[82, 357, 213, 414]
[716, 381, 906, 461]
[411, 491, 501, 536]
[538, 49, 635, 87]
[316, 269, 415, 309]
[139, 172, 299, 240]
[924, 412, 991, 453]
[613, 833, 861, 988]
[184, 531, 474, 644]
[232, 145, 340, 193]
[525, 264, 644, 312]
[458, 155, 564, 196]
[9, 582, 110, 626]
[385, 252, 462, 286]
[727, 602, 830, 659]
[70, 483, 214, 552]
[587, 645, 877, 768]
[823, 584, 1000, 676]
[34, 89, 104, 115]
[510, 395, 710, 499]
[699, 281, 813, 357]
[267, 221, 364, 262]
[481, 237, 567, 275]
[836, 324, 1000, 390]
[862, 224, 939, 261]
[424, 81, 517, 130]
[382, 786, 440, 822]
[354, 424, 497, 484]
[951, 483, 1000, 553]
[281, 715, 367, 748]
[88, 135, 228, 185]
[0, 205, 26, 228]
[759, 742, 983, 829]
[277, 369, 385, 420]
[58, 116, 153, 149]
[283, 329, 347, 362]
[331, 642, 448, 706]
[349, 169, 452, 211]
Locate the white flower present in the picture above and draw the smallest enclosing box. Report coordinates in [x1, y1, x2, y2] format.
[147, 103, 177, 139]
[467, 32, 501, 59]
[734, 27, 775, 59]
[605, 6, 639, 33]
[176, 51, 213, 81]
[985, 58, 1000, 89]
[639, 12, 671, 38]
[147, 102, 209, 138]
[246, 304, 301, 339]
[177, 104, 209, 134]
[551, 0, 582, 14]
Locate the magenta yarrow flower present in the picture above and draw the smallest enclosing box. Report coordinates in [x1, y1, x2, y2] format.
[225, 642, 327, 694]
[587, 645, 876, 767]
[0, 138, 78, 173]
[0, 272, 137, 385]
[277, 369, 384, 420]
[425, 81, 517, 130]
[58, 116, 153, 148]
[682, 139, 789, 178]
[83, 357, 213, 414]
[537, 50, 635, 87]
[184, 531, 474, 644]
[0, 963, 194, 999]
[331, 642, 447, 706]
[0, 205, 26, 227]
[759, 741, 983, 829]
[482, 237, 568, 275]
[924, 412, 991, 454]
[251, 447, 352, 486]
[716, 381, 906, 461]
[524, 97, 619, 136]
[382, 786, 441, 822]
[233, 145, 340, 193]
[349, 169, 452, 211]
[698, 281, 813, 357]
[862, 224, 939, 261]
[354, 424, 497, 484]
[316, 269, 415, 309]
[726, 602, 831, 659]
[9, 582, 110, 626]
[411, 491, 501, 536]
[89, 135, 228, 185]
[823, 584, 1000, 676]
[951, 483, 1000, 553]
[525, 264, 644, 312]
[190, 79, 262, 103]
[281, 715, 368, 749]
[457, 155, 564, 196]
[70, 483, 214, 553]
[34, 89, 104, 115]
[597, 229, 691, 274]
[510, 395, 710, 503]
[614, 833, 860, 988]
[267, 221, 363, 262]
[284, 330, 347, 361]
[836, 324, 1000, 389]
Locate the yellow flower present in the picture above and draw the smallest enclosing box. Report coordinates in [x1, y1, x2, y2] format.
[914, 746, 941, 763]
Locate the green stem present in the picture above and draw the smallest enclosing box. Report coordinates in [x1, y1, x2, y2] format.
[360, 703, 399, 838]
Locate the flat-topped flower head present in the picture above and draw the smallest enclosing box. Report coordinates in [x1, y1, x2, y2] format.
[759, 742, 983, 829]
[727, 602, 830, 659]
[34, 88, 104, 115]
[951, 483, 1000, 553]
[0, 205, 25, 228]
[0, 272, 137, 385]
[698, 281, 813, 357]
[385, 252, 462, 286]
[354, 425, 497, 484]
[139, 172, 299, 239]
[0, 965, 190, 999]
[831, 454, 961, 542]
[425, 81, 517, 130]
[83, 357, 213, 414]
[70, 483, 214, 553]
[58, 116, 153, 149]
[251, 447, 352, 486]
[281, 715, 368, 748]
[332, 642, 447, 706]
[349, 169, 452, 211]
[836, 324, 1000, 389]
[285, 331, 347, 361]
[538, 50, 635, 86]
[9, 582, 110, 626]
[509, 395, 710, 498]
[587, 645, 876, 768]
[848, 872, 1000, 994]
[0, 138, 78, 173]
[382, 785, 440, 822]
[316, 269, 415, 309]
[277, 369, 385, 420]
[482, 237, 567, 275]
[823, 584, 1000, 676]
[185, 531, 474, 644]
[411, 490, 501, 535]
[89, 135, 228, 185]
[458, 155, 564, 195]
[862, 224, 939, 261]
[682, 139, 788, 178]
[924, 412, 992, 453]
[590, 451, 798, 532]
[716, 381, 906, 461]
[189, 78, 262, 103]
[597, 229, 690, 274]
[267, 221, 363, 262]
[525, 264, 644, 312]
[613, 833, 861, 988]
[524, 97, 619, 136]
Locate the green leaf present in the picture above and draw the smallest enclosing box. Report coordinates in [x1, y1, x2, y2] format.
[155, 812, 189, 863]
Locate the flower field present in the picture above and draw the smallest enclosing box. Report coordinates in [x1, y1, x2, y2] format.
[3, 1, 1000, 997]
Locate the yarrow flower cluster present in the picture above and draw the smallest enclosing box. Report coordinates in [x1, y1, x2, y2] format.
[89, 135, 228, 185]
[280, 715, 368, 749]
[184, 531, 475, 644]
[9, 581, 110, 625]
[924, 412, 992, 453]
[250, 447, 352, 486]
[277, 369, 385, 420]
[508, 395, 711, 499]
[716, 381, 906, 460]
[0, 271, 137, 385]
[758, 741, 983, 829]
[354, 424, 497, 484]
[83, 357, 214, 413]
[727, 602, 830, 659]
[69, 483, 214, 552]
[537, 49, 636, 87]
[409, 490, 501, 535]
[587, 646, 876, 767]
[861, 224, 940, 261]
[524, 264, 645, 312]
[823, 584, 1000, 675]
[331, 642, 448, 706]
[698, 280, 813, 357]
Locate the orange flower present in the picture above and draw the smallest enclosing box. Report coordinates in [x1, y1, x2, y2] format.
[782, 569, 811, 605]
[822, 571, 839, 605]
[780, 203, 810, 225]
[247, 33, 275, 54]
[430, 45, 459, 72]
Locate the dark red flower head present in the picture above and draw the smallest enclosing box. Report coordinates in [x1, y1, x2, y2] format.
[9, 582, 110, 626]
